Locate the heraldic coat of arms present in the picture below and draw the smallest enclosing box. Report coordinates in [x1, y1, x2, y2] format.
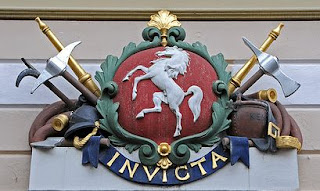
[17, 10, 303, 188]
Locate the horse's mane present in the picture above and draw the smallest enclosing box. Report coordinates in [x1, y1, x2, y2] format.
[151, 47, 190, 78]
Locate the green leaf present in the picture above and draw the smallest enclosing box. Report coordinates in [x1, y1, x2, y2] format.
[187, 143, 202, 152]
[99, 119, 112, 133]
[125, 144, 141, 153]
[109, 135, 126, 147]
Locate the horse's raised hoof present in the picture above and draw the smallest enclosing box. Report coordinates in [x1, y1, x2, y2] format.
[136, 111, 145, 119]
[122, 76, 129, 82]
[173, 131, 180, 137]
[132, 91, 137, 101]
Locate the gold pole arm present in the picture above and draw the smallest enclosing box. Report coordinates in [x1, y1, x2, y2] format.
[35, 17, 101, 97]
[228, 23, 284, 94]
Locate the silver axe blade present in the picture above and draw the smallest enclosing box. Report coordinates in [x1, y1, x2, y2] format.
[31, 41, 81, 93]
[242, 37, 300, 97]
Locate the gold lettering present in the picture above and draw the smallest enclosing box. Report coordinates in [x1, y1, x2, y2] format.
[190, 157, 207, 175]
[211, 151, 228, 169]
[106, 152, 120, 167]
[175, 165, 190, 181]
[119, 159, 139, 179]
[143, 166, 160, 182]
[162, 169, 168, 183]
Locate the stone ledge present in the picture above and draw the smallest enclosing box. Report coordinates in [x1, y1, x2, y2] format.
[29, 147, 299, 190]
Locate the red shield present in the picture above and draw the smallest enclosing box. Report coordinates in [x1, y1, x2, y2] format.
[113, 47, 218, 144]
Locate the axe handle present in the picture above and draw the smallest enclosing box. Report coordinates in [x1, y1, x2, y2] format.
[236, 69, 264, 95]
[44, 81, 76, 109]
[21, 58, 36, 70]
[63, 71, 98, 105]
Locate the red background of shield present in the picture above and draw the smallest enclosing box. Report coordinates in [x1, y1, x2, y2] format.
[113, 47, 218, 144]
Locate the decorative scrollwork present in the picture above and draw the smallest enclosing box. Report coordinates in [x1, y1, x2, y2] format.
[142, 27, 161, 42]
[213, 80, 227, 95]
[101, 81, 118, 98]
[168, 27, 186, 45]
[168, 143, 190, 165]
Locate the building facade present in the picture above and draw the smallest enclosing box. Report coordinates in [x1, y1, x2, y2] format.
[0, 1, 319, 190]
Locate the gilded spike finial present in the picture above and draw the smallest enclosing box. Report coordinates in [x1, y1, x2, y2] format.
[148, 10, 181, 47]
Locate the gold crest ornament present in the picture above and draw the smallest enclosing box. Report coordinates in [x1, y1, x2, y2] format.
[157, 142, 173, 169]
[148, 10, 181, 46]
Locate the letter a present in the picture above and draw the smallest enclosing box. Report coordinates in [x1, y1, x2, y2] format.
[211, 151, 228, 169]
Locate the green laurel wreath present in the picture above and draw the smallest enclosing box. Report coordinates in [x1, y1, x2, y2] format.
[95, 26, 232, 166]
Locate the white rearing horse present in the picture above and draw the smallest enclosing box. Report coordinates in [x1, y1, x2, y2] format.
[123, 46, 203, 137]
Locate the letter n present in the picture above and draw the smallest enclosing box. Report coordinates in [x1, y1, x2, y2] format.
[119, 159, 139, 179]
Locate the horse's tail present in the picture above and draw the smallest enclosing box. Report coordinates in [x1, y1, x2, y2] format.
[185, 86, 203, 122]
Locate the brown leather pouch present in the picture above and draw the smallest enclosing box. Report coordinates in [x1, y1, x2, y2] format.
[228, 99, 269, 138]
